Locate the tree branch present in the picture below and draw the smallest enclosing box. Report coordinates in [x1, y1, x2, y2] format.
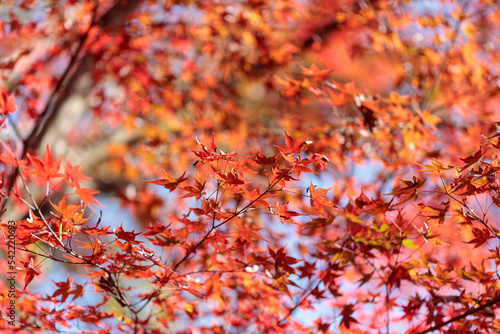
[415, 294, 500, 334]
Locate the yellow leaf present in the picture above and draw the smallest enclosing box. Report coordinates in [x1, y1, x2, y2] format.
[402, 239, 418, 249]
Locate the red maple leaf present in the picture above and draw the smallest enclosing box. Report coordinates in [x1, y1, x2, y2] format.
[386, 176, 426, 204]
[71, 282, 85, 301]
[276, 202, 305, 224]
[243, 187, 273, 209]
[64, 158, 90, 188]
[340, 303, 358, 329]
[466, 227, 494, 249]
[26, 145, 63, 181]
[144, 171, 187, 192]
[52, 276, 74, 302]
[214, 169, 245, 185]
[181, 178, 206, 200]
[253, 150, 277, 165]
[114, 223, 140, 242]
[459, 148, 484, 172]
[0, 140, 26, 168]
[192, 134, 218, 161]
[268, 245, 301, 274]
[275, 131, 309, 155]
[21, 258, 42, 290]
[0, 84, 17, 114]
[298, 261, 316, 279]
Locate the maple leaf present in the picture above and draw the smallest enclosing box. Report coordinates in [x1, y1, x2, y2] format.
[141, 221, 167, 236]
[386, 176, 426, 204]
[268, 245, 302, 274]
[275, 131, 309, 155]
[144, 170, 187, 192]
[190, 134, 235, 163]
[362, 195, 394, 215]
[72, 282, 85, 301]
[483, 133, 500, 149]
[293, 161, 316, 178]
[0, 84, 16, 114]
[154, 231, 182, 247]
[417, 201, 449, 225]
[253, 150, 277, 165]
[340, 303, 358, 329]
[459, 149, 484, 172]
[270, 271, 298, 296]
[235, 227, 266, 245]
[271, 166, 298, 184]
[75, 186, 102, 209]
[192, 198, 212, 216]
[181, 178, 206, 200]
[465, 227, 494, 249]
[314, 318, 332, 332]
[276, 203, 305, 224]
[309, 182, 333, 217]
[184, 287, 205, 299]
[311, 153, 329, 170]
[214, 169, 245, 185]
[418, 159, 453, 172]
[52, 276, 74, 302]
[20, 258, 42, 290]
[64, 158, 90, 187]
[298, 261, 316, 279]
[300, 64, 333, 81]
[274, 75, 301, 98]
[114, 223, 140, 243]
[343, 81, 358, 94]
[243, 187, 273, 209]
[50, 195, 89, 233]
[26, 145, 63, 181]
[417, 108, 441, 130]
[303, 217, 334, 228]
[0, 140, 26, 168]
[401, 299, 422, 321]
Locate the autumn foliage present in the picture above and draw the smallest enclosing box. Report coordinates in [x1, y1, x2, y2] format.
[2, 0, 500, 333]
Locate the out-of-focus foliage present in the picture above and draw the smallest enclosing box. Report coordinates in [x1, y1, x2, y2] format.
[2, 0, 500, 333]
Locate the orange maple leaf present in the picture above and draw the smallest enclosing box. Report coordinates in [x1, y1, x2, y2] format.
[276, 202, 305, 224]
[75, 186, 102, 209]
[144, 170, 187, 192]
[64, 158, 90, 188]
[309, 182, 333, 217]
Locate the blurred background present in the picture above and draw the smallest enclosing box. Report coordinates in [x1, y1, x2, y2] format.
[2, 0, 500, 332]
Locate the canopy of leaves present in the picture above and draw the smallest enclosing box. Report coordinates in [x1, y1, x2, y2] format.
[2, 0, 500, 333]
